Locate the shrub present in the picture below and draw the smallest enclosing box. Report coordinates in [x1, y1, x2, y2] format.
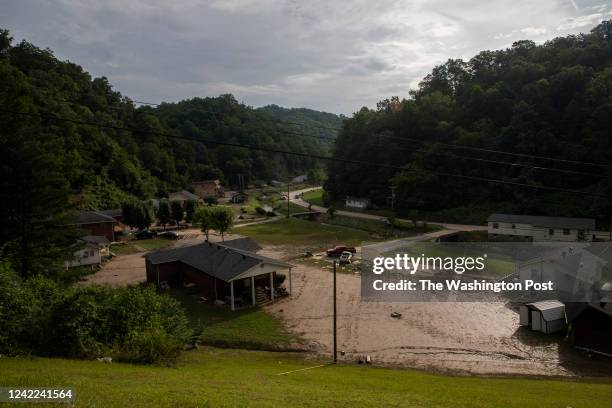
[204, 196, 218, 206]
[0, 264, 192, 363]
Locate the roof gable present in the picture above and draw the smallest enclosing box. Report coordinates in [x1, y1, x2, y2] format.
[488, 214, 595, 230]
[145, 241, 290, 282]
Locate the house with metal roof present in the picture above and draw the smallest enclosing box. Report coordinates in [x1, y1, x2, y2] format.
[168, 190, 201, 204]
[64, 211, 117, 242]
[519, 300, 567, 334]
[64, 235, 111, 269]
[145, 238, 292, 310]
[487, 214, 595, 242]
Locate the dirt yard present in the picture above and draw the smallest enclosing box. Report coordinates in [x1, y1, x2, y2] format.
[79, 229, 240, 286]
[80, 232, 609, 377]
[264, 252, 610, 377]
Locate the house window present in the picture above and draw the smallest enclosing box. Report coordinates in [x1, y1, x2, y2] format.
[549, 229, 554, 236]
[563, 229, 570, 235]
[511, 224, 516, 229]
[492, 223, 499, 229]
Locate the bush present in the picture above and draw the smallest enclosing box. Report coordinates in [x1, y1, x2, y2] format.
[203, 196, 218, 206]
[0, 264, 192, 363]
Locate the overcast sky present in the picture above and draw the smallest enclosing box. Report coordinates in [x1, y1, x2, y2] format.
[1, 1, 611, 114]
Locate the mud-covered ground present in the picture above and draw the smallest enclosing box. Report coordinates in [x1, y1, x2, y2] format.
[264, 248, 611, 377]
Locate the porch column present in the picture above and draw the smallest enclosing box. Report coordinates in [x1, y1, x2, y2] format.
[251, 276, 256, 305]
[230, 280, 235, 311]
[288, 268, 292, 295]
[270, 272, 275, 301]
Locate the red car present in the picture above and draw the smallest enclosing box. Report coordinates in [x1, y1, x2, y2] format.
[326, 245, 357, 257]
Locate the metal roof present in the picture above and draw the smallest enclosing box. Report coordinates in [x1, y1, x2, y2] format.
[221, 237, 262, 253]
[525, 300, 566, 321]
[169, 190, 200, 201]
[488, 214, 595, 230]
[81, 235, 110, 245]
[73, 211, 116, 225]
[99, 208, 122, 218]
[145, 241, 291, 282]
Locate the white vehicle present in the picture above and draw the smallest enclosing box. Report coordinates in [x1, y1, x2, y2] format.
[339, 251, 353, 264]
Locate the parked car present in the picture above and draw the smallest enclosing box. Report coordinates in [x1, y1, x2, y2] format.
[339, 251, 352, 264]
[326, 245, 357, 257]
[159, 231, 179, 240]
[135, 230, 157, 240]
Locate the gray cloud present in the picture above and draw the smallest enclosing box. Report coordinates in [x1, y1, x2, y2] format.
[1, 0, 610, 114]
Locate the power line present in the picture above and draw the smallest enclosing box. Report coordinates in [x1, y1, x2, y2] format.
[3, 84, 609, 177]
[9, 83, 612, 170]
[1, 107, 610, 199]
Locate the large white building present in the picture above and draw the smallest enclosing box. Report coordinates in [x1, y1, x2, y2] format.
[487, 214, 595, 242]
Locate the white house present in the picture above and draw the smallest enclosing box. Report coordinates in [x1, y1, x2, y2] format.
[487, 214, 595, 242]
[64, 236, 110, 269]
[345, 196, 370, 210]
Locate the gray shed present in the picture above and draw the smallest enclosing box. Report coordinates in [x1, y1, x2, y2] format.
[519, 300, 567, 334]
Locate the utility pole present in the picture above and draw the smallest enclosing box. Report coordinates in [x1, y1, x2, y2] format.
[333, 260, 337, 363]
[287, 181, 290, 218]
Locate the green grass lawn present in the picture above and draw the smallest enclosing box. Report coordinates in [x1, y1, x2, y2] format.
[170, 291, 298, 350]
[238, 217, 379, 248]
[111, 238, 175, 255]
[328, 215, 442, 237]
[302, 188, 324, 206]
[407, 242, 516, 278]
[1, 347, 610, 408]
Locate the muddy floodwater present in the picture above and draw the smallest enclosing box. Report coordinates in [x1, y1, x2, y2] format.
[265, 251, 610, 377]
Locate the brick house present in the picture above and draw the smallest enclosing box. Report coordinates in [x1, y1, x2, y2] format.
[69, 211, 116, 242]
[192, 180, 224, 198]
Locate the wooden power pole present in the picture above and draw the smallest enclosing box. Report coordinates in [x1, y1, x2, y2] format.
[333, 260, 337, 363]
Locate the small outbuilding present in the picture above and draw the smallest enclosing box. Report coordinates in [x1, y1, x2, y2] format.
[567, 303, 612, 357]
[520, 300, 567, 334]
[345, 196, 370, 210]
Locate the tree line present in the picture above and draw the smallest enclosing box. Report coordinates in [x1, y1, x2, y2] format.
[325, 21, 612, 225]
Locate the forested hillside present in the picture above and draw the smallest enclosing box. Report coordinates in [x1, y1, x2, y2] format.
[258, 104, 343, 152]
[0, 29, 336, 211]
[325, 21, 612, 224]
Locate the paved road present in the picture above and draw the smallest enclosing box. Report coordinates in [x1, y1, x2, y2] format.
[289, 187, 487, 232]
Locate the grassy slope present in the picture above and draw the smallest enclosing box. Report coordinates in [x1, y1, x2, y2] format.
[111, 238, 175, 255]
[170, 291, 297, 350]
[238, 217, 378, 247]
[1, 348, 611, 408]
[302, 188, 324, 206]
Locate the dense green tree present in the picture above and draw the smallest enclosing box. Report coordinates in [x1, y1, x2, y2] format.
[171, 201, 184, 228]
[194, 206, 214, 241]
[325, 20, 612, 225]
[184, 199, 197, 223]
[157, 200, 171, 230]
[212, 206, 234, 241]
